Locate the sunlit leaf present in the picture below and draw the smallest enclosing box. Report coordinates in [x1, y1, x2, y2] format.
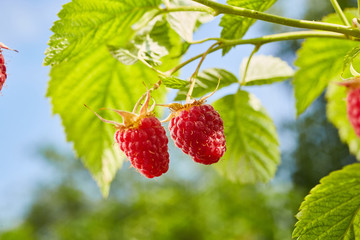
[167, 0, 213, 42]
[240, 55, 294, 86]
[44, 0, 162, 66]
[343, 46, 360, 71]
[45, 0, 183, 196]
[219, 0, 276, 55]
[294, 10, 359, 116]
[213, 90, 280, 183]
[108, 46, 139, 65]
[326, 83, 360, 159]
[175, 68, 238, 100]
[293, 163, 360, 239]
[160, 75, 188, 89]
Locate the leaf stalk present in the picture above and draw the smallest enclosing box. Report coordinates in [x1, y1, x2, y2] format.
[330, 0, 351, 27]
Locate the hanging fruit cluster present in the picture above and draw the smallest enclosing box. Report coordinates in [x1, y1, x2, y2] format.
[87, 89, 226, 178]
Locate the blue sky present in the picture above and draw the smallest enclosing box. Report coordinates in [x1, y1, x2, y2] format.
[0, 0, 300, 230]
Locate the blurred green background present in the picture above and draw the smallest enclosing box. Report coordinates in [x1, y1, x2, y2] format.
[0, 0, 358, 239]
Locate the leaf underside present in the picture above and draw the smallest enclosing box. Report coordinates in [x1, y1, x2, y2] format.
[240, 55, 294, 86]
[175, 68, 238, 101]
[213, 90, 280, 183]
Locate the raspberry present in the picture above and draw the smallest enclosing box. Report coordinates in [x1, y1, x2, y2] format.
[115, 116, 169, 178]
[168, 103, 226, 164]
[347, 87, 360, 136]
[0, 50, 6, 92]
[85, 91, 169, 178]
[0, 43, 17, 92]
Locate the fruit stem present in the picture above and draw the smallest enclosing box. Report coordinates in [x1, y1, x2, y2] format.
[138, 56, 168, 77]
[84, 104, 122, 127]
[132, 79, 162, 113]
[240, 44, 261, 86]
[186, 42, 219, 103]
[329, 0, 351, 27]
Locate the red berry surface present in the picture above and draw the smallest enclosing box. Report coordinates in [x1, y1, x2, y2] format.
[0, 51, 6, 91]
[169, 104, 226, 164]
[347, 87, 360, 136]
[115, 116, 169, 178]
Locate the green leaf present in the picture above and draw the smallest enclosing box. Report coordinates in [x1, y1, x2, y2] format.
[326, 83, 360, 160]
[45, 0, 183, 196]
[293, 163, 360, 239]
[110, 15, 175, 67]
[109, 35, 169, 66]
[108, 46, 139, 65]
[160, 75, 188, 89]
[44, 0, 162, 66]
[240, 55, 294, 86]
[167, 0, 213, 42]
[48, 47, 167, 197]
[294, 9, 359, 116]
[175, 68, 238, 101]
[219, 0, 276, 55]
[213, 90, 280, 183]
[344, 46, 360, 71]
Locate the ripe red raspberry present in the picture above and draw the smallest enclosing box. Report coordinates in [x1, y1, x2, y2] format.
[0, 50, 7, 92]
[86, 91, 169, 178]
[114, 116, 169, 178]
[0, 43, 17, 92]
[347, 87, 360, 136]
[168, 103, 226, 164]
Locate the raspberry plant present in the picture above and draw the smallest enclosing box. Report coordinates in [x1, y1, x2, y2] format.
[45, 0, 360, 238]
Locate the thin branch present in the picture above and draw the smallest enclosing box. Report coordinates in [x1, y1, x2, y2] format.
[191, 0, 360, 38]
[167, 31, 351, 75]
[189, 37, 223, 44]
[137, 57, 168, 77]
[330, 0, 351, 27]
[186, 42, 220, 103]
[241, 44, 261, 86]
[157, 5, 216, 16]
